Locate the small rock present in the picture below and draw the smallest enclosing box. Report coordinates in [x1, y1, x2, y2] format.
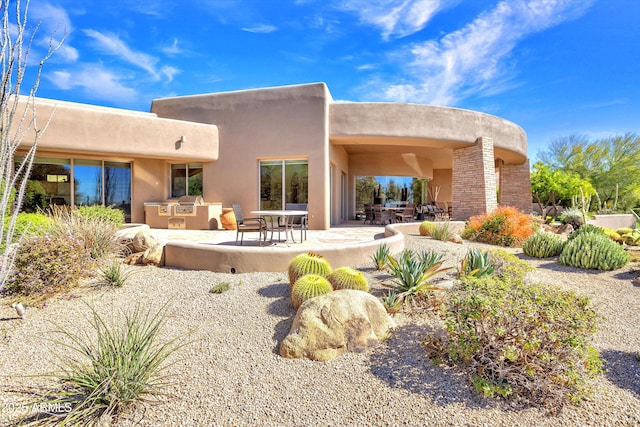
[131, 230, 157, 253]
[556, 223, 574, 235]
[448, 233, 463, 244]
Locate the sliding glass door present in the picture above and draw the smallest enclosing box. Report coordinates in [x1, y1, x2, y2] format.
[259, 160, 308, 210]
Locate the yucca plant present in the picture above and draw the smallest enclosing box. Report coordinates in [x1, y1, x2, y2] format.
[371, 243, 390, 270]
[37, 301, 189, 425]
[459, 248, 495, 278]
[99, 257, 138, 288]
[386, 249, 450, 301]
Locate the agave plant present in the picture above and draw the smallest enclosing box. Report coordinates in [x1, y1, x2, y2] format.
[371, 243, 390, 270]
[381, 290, 403, 314]
[459, 248, 495, 278]
[386, 249, 450, 301]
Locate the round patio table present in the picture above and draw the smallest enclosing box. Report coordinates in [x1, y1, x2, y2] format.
[250, 210, 308, 245]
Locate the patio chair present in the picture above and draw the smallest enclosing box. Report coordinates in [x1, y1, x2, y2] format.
[363, 203, 375, 224]
[283, 203, 308, 242]
[373, 204, 394, 225]
[231, 204, 267, 245]
[395, 203, 415, 223]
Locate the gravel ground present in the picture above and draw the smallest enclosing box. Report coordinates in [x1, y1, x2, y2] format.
[1, 234, 639, 426]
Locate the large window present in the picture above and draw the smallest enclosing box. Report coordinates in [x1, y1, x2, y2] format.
[171, 163, 202, 198]
[18, 156, 131, 221]
[259, 160, 308, 210]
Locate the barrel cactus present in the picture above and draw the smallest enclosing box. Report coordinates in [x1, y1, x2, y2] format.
[291, 274, 333, 308]
[559, 233, 630, 270]
[288, 252, 331, 286]
[419, 221, 436, 236]
[522, 232, 564, 258]
[327, 267, 369, 292]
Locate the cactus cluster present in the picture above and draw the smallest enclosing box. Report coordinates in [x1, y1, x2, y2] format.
[522, 232, 564, 258]
[419, 221, 436, 236]
[559, 233, 630, 271]
[291, 274, 333, 308]
[567, 224, 605, 241]
[287, 252, 331, 286]
[328, 267, 369, 292]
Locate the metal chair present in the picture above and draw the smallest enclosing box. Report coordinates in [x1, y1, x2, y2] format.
[395, 203, 416, 223]
[231, 204, 267, 245]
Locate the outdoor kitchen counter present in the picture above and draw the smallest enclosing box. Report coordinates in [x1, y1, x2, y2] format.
[144, 201, 223, 230]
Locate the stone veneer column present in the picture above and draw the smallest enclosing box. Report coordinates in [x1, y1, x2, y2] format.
[452, 136, 498, 220]
[499, 160, 532, 213]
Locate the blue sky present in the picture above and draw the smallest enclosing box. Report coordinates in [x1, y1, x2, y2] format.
[22, 0, 639, 161]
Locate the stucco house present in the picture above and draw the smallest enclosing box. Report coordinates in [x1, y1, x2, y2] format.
[15, 82, 531, 230]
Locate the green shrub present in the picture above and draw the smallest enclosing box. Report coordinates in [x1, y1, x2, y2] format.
[381, 290, 403, 314]
[210, 282, 231, 294]
[2, 212, 53, 250]
[371, 243, 390, 270]
[426, 272, 602, 407]
[560, 233, 630, 270]
[38, 301, 188, 425]
[4, 232, 94, 300]
[487, 250, 535, 283]
[386, 249, 449, 301]
[328, 267, 369, 292]
[287, 252, 331, 286]
[464, 206, 535, 247]
[76, 205, 125, 226]
[459, 248, 495, 278]
[291, 274, 333, 308]
[522, 232, 564, 258]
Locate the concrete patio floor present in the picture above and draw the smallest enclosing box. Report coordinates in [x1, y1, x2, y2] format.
[147, 221, 419, 274]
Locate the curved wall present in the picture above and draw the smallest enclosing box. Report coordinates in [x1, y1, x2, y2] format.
[330, 103, 527, 164]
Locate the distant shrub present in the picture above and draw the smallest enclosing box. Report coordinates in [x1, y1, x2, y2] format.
[522, 232, 564, 258]
[463, 206, 535, 247]
[431, 222, 454, 242]
[76, 205, 125, 226]
[487, 250, 536, 283]
[558, 207, 585, 229]
[4, 232, 93, 300]
[560, 233, 630, 270]
[426, 265, 602, 407]
[210, 282, 231, 294]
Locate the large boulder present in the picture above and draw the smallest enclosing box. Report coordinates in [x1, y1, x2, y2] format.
[131, 230, 157, 253]
[280, 289, 396, 362]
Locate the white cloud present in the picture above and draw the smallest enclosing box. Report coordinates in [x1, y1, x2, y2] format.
[374, 0, 595, 105]
[160, 65, 181, 82]
[339, 0, 459, 39]
[83, 29, 161, 79]
[161, 38, 184, 56]
[47, 65, 138, 101]
[241, 24, 278, 34]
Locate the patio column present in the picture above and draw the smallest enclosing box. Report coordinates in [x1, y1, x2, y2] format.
[499, 160, 532, 213]
[452, 136, 497, 220]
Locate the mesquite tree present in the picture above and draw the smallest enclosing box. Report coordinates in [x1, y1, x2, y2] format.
[0, 0, 61, 290]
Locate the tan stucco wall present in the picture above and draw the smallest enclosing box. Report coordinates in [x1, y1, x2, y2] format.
[16, 97, 218, 162]
[429, 169, 453, 204]
[151, 83, 333, 229]
[330, 103, 527, 165]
